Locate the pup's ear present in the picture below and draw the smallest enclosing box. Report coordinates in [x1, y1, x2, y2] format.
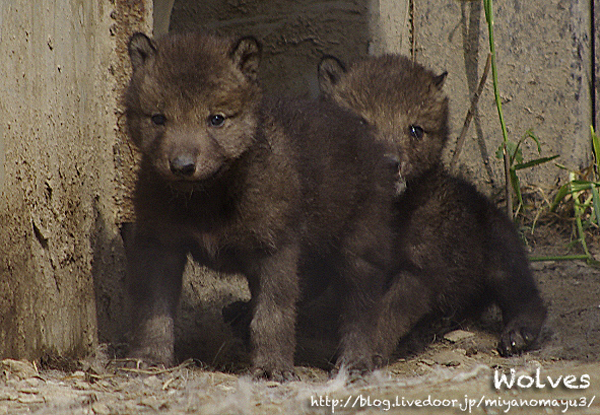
[231, 36, 262, 81]
[128, 32, 158, 72]
[433, 71, 448, 89]
[318, 55, 347, 96]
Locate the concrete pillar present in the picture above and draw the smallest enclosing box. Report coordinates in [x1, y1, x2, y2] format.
[154, 0, 173, 36]
[0, 0, 151, 361]
[595, 0, 600, 132]
[368, 0, 411, 55]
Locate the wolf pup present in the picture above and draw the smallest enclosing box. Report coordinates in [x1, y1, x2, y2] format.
[318, 55, 547, 360]
[123, 32, 396, 381]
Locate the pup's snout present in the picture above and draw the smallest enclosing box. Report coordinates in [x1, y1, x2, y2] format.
[169, 155, 196, 177]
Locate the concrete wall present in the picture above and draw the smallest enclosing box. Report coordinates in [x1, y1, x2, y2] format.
[416, 0, 593, 191]
[0, 0, 149, 361]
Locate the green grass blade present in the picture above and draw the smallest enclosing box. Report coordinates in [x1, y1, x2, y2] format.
[576, 213, 591, 257]
[524, 129, 543, 154]
[530, 255, 591, 262]
[592, 126, 600, 171]
[591, 183, 600, 228]
[510, 169, 523, 210]
[512, 138, 524, 165]
[570, 180, 599, 185]
[509, 169, 523, 217]
[513, 155, 560, 170]
[568, 181, 600, 193]
[570, 171, 592, 258]
[550, 183, 571, 212]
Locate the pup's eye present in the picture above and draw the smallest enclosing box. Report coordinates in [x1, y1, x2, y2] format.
[151, 114, 167, 125]
[409, 125, 424, 139]
[208, 114, 226, 127]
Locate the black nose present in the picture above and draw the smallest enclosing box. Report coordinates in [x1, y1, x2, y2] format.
[170, 156, 196, 177]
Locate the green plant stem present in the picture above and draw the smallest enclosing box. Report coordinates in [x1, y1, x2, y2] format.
[529, 255, 591, 262]
[574, 199, 592, 257]
[592, 126, 600, 178]
[483, 0, 512, 219]
[566, 169, 593, 259]
[483, 1, 509, 145]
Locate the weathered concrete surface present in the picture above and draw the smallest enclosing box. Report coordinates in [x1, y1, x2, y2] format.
[0, 0, 149, 361]
[154, 0, 175, 36]
[416, 0, 593, 191]
[98, 0, 153, 349]
[170, 0, 373, 99]
[368, 0, 411, 56]
[595, 0, 600, 131]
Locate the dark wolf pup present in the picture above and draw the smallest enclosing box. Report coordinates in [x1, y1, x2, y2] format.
[123, 31, 396, 381]
[318, 54, 547, 360]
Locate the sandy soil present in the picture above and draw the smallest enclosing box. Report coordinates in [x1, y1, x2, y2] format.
[1, 225, 599, 415]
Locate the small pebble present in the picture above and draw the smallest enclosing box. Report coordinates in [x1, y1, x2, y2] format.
[17, 394, 44, 404]
[444, 329, 475, 343]
[92, 402, 111, 415]
[143, 376, 161, 388]
[444, 360, 461, 367]
[0, 360, 38, 380]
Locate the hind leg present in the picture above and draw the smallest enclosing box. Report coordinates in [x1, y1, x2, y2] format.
[333, 215, 397, 376]
[494, 264, 547, 356]
[488, 215, 547, 356]
[331, 260, 380, 374]
[374, 271, 434, 362]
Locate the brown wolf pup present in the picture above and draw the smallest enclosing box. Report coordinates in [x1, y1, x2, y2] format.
[123, 32, 396, 381]
[318, 54, 547, 361]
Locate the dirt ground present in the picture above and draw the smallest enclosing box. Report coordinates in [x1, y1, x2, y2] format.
[1, 224, 600, 415]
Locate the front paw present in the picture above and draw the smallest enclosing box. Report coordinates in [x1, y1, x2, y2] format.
[333, 353, 381, 382]
[498, 326, 538, 357]
[499, 304, 546, 356]
[126, 345, 175, 368]
[252, 366, 299, 383]
[128, 314, 177, 367]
